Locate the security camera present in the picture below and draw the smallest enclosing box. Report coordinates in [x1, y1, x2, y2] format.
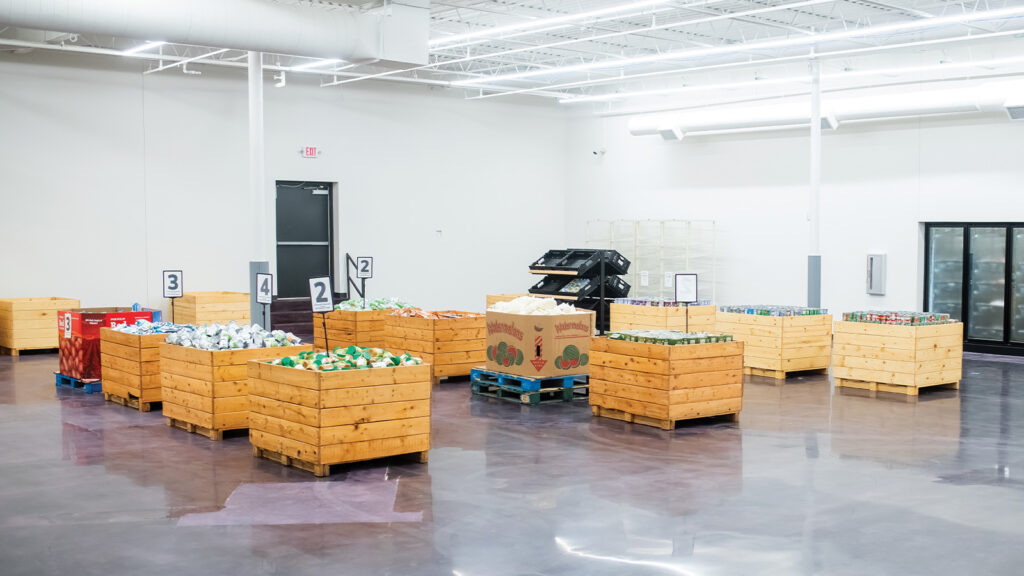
[592, 148, 606, 156]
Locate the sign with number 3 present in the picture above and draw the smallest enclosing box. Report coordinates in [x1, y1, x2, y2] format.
[163, 270, 183, 298]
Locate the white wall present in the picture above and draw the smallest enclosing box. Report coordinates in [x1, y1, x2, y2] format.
[0, 51, 567, 314]
[565, 106, 1024, 315]
[4, 49, 1023, 320]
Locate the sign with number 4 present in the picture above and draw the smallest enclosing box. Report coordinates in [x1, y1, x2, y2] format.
[163, 270, 183, 298]
[256, 273, 273, 305]
[309, 277, 334, 313]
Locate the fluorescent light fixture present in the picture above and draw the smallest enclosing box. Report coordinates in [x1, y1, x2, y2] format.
[561, 76, 812, 103]
[430, 0, 716, 47]
[454, 4, 1024, 86]
[559, 54, 1024, 104]
[291, 58, 343, 71]
[628, 80, 1024, 138]
[123, 40, 166, 55]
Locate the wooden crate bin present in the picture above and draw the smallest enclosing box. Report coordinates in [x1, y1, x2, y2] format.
[0, 297, 79, 355]
[832, 321, 963, 396]
[248, 361, 431, 477]
[174, 292, 250, 325]
[160, 343, 312, 440]
[99, 328, 166, 411]
[384, 312, 486, 383]
[715, 312, 832, 379]
[609, 303, 716, 332]
[589, 338, 744, 430]
[313, 309, 389, 351]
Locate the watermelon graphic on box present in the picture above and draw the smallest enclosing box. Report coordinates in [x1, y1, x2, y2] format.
[484, 310, 594, 378]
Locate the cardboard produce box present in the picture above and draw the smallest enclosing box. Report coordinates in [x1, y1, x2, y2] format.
[485, 310, 595, 378]
[58, 307, 159, 380]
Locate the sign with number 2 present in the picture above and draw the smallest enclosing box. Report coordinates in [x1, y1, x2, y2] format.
[309, 277, 333, 313]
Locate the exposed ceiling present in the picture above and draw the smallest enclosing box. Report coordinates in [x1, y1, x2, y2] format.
[2, 0, 1024, 111]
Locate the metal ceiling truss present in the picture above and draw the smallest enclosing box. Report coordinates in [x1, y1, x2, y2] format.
[1, 0, 1023, 109]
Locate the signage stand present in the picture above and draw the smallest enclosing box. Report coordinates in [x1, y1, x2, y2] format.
[309, 276, 334, 350]
[345, 253, 374, 307]
[674, 273, 699, 333]
[163, 270, 183, 323]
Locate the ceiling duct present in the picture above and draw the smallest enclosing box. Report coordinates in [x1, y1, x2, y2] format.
[0, 0, 429, 65]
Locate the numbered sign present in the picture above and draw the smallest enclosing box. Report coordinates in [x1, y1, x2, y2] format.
[163, 270, 183, 298]
[356, 256, 374, 279]
[64, 312, 72, 339]
[256, 273, 273, 305]
[674, 273, 699, 304]
[308, 277, 334, 313]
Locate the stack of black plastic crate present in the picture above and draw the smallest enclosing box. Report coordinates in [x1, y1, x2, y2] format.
[528, 249, 631, 333]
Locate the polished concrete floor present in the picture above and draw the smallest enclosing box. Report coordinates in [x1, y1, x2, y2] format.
[1, 353, 1023, 575]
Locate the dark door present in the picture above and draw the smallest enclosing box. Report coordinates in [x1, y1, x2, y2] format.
[275, 181, 333, 298]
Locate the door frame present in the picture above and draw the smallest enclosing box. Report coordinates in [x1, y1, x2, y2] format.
[924, 221, 1020, 355]
[274, 180, 336, 299]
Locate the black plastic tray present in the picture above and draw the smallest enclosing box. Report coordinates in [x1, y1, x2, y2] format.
[529, 249, 630, 277]
[529, 275, 629, 299]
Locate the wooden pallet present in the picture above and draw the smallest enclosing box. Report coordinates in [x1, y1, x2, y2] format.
[0, 345, 58, 357]
[55, 372, 102, 394]
[470, 368, 589, 404]
[834, 377, 959, 396]
[744, 367, 829, 379]
[166, 416, 226, 441]
[592, 405, 738, 430]
[471, 380, 589, 404]
[253, 445, 429, 477]
[104, 390, 159, 412]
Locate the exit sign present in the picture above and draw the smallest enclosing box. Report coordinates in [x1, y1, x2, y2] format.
[299, 146, 323, 159]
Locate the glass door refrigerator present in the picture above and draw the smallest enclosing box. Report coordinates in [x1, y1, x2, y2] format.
[925, 223, 1019, 355]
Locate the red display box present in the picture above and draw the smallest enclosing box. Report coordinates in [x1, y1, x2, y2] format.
[57, 308, 157, 380]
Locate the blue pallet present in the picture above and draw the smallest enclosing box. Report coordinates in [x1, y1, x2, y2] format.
[55, 373, 102, 394]
[470, 368, 587, 392]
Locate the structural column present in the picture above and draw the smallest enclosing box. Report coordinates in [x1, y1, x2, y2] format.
[249, 51, 271, 324]
[808, 58, 822, 308]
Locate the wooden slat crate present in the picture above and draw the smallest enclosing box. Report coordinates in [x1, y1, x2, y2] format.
[832, 321, 963, 396]
[313, 309, 389, 351]
[99, 328, 167, 411]
[715, 312, 832, 379]
[0, 297, 79, 355]
[609, 303, 716, 332]
[384, 311, 486, 383]
[485, 293, 554, 308]
[589, 337, 744, 430]
[160, 343, 312, 440]
[248, 360, 431, 477]
[173, 292, 250, 325]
